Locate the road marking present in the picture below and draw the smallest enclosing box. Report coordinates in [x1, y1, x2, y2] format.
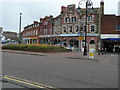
[3, 75, 60, 90]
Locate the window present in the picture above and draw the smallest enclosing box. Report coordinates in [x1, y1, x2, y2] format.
[90, 40, 95, 44]
[63, 26, 66, 33]
[87, 16, 92, 22]
[58, 27, 61, 33]
[34, 30, 36, 35]
[115, 25, 120, 31]
[65, 17, 70, 23]
[72, 17, 76, 22]
[75, 26, 79, 32]
[46, 29, 47, 34]
[68, 26, 72, 32]
[54, 27, 56, 34]
[36, 30, 38, 35]
[44, 21, 48, 25]
[91, 25, 95, 32]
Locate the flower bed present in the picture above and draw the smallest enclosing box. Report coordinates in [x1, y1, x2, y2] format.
[2, 44, 72, 53]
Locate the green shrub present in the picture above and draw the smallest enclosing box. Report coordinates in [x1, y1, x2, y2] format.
[2, 44, 71, 53]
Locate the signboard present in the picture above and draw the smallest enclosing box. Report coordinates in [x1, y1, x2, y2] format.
[31, 37, 38, 39]
[78, 36, 84, 40]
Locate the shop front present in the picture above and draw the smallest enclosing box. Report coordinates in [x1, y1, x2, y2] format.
[102, 38, 120, 52]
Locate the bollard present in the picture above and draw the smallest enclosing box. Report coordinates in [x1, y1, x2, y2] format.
[98, 50, 100, 55]
[89, 49, 94, 58]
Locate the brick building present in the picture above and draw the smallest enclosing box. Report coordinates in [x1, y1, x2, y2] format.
[38, 15, 54, 44]
[22, 1, 105, 52]
[101, 15, 120, 52]
[22, 21, 39, 44]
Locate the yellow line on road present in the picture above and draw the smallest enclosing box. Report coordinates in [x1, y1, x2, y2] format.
[4, 75, 54, 88]
[3, 75, 61, 90]
[4, 76, 45, 88]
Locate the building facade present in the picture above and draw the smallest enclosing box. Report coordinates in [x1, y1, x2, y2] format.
[22, 21, 39, 44]
[22, 1, 105, 52]
[2, 31, 18, 44]
[38, 15, 54, 44]
[101, 15, 120, 52]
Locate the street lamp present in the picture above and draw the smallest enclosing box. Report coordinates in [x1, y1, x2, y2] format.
[19, 13, 22, 44]
[77, 0, 93, 55]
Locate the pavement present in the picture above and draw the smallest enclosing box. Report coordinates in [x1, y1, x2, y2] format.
[1, 49, 107, 60]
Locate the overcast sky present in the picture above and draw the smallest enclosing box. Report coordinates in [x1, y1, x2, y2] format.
[0, 0, 120, 33]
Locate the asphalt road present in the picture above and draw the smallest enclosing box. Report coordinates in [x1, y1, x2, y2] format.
[2, 52, 118, 88]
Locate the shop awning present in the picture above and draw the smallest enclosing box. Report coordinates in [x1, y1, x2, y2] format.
[101, 38, 120, 41]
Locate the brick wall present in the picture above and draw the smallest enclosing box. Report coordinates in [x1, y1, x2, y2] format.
[101, 15, 120, 34]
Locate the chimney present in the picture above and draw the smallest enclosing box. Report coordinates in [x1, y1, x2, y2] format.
[34, 21, 38, 24]
[61, 6, 66, 14]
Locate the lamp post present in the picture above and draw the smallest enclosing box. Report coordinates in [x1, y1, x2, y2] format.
[77, 0, 93, 55]
[19, 13, 22, 44]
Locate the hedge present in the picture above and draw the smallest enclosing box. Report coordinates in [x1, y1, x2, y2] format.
[2, 44, 71, 53]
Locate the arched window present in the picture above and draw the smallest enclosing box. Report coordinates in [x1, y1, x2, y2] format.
[54, 27, 56, 34]
[90, 40, 95, 44]
[75, 25, 79, 32]
[68, 25, 72, 33]
[62, 26, 67, 33]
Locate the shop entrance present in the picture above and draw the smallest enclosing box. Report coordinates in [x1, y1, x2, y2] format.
[103, 40, 120, 52]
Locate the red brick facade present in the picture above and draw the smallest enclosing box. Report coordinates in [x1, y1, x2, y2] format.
[101, 15, 120, 34]
[22, 1, 113, 52]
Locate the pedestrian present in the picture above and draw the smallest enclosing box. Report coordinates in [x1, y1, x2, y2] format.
[104, 48, 107, 54]
[101, 48, 104, 55]
[98, 49, 101, 55]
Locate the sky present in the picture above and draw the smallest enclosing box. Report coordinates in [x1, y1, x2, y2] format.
[0, 0, 120, 33]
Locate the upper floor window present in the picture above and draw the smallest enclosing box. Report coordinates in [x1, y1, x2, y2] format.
[58, 27, 61, 34]
[36, 30, 38, 35]
[71, 17, 76, 22]
[65, 17, 70, 23]
[115, 25, 120, 31]
[91, 25, 96, 32]
[44, 21, 48, 25]
[40, 29, 42, 34]
[63, 26, 67, 33]
[54, 27, 57, 34]
[75, 25, 79, 32]
[68, 26, 72, 32]
[87, 16, 92, 22]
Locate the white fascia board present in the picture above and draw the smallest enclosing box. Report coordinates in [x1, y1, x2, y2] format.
[101, 34, 120, 39]
[22, 37, 31, 40]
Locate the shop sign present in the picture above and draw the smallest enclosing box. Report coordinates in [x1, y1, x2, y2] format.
[78, 36, 84, 40]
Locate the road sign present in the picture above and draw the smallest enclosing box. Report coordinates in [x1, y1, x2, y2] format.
[78, 36, 84, 40]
